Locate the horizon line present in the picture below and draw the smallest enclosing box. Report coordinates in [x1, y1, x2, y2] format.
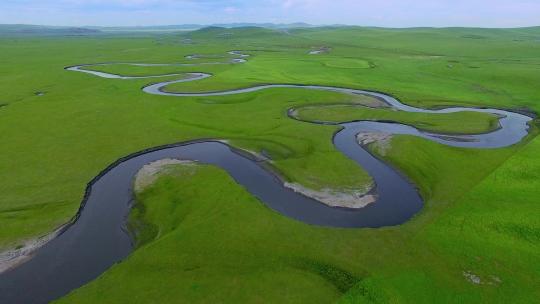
[1, 23, 539, 30]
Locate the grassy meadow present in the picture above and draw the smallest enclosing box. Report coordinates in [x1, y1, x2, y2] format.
[0, 26, 539, 303]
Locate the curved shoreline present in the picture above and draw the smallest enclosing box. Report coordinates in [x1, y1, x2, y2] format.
[287, 106, 505, 137]
[143, 79, 531, 147]
[0, 51, 533, 303]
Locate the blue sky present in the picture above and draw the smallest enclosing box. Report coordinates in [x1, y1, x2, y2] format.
[0, 0, 538, 28]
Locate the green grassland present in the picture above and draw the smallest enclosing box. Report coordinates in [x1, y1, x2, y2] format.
[295, 104, 500, 134]
[82, 64, 194, 77]
[0, 26, 539, 303]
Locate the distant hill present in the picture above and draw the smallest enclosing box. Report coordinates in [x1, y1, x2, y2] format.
[511, 26, 540, 34]
[0, 23, 319, 35]
[92, 23, 316, 32]
[185, 26, 286, 40]
[90, 24, 202, 32]
[292, 25, 540, 41]
[0, 24, 101, 36]
[210, 22, 315, 29]
[1, 23, 538, 37]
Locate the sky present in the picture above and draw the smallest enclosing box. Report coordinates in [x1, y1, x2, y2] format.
[0, 0, 538, 28]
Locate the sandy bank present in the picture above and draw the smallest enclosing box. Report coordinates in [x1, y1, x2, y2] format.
[134, 158, 197, 192]
[0, 225, 66, 274]
[284, 182, 376, 209]
[357, 132, 393, 156]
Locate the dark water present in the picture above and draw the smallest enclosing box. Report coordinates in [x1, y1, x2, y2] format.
[0, 116, 530, 303]
[0, 133, 422, 303]
[0, 52, 532, 303]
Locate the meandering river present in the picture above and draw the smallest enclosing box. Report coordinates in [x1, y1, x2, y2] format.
[0, 51, 532, 303]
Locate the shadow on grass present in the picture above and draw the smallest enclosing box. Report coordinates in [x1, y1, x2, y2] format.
[287, 257, 365, 293]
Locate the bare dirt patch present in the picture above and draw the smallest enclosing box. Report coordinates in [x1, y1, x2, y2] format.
[284, 182, 375, 209]
[309, 46, 332, 55]
[463, 270, 502, 286]
[0, 225, 66, 274]
[357, 132, 393, 156]
[134, 159, 197, 192]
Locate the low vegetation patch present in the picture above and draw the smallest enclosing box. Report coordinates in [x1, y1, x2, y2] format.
[324, 58, 373, 69]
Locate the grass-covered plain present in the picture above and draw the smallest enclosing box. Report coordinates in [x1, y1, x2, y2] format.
[295, 104, 500, 134]
[0, 26, 539, 302]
